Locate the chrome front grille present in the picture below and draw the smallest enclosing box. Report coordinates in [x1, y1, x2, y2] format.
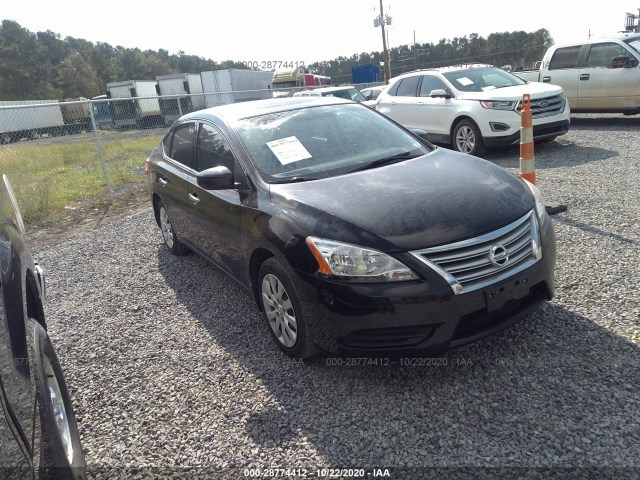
[410, 211, 542, 295]
[516, 94, 565, 118]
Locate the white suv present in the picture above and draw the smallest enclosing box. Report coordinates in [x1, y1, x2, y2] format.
[375, 65, 570, 156]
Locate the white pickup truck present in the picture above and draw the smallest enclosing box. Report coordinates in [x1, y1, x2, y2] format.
[514, 33, 640, 114]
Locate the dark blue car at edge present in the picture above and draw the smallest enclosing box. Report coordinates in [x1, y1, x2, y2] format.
[0, 175, 86, 479]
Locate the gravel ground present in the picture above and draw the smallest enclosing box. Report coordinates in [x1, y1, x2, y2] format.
[34, 114, 639, 479]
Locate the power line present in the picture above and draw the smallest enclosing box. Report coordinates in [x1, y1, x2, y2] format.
[311, 40, 551, 81]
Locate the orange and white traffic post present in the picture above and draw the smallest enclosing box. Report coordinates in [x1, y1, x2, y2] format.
[519, 93, 536, 184]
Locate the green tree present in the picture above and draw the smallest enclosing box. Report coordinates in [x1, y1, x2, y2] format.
[0, 20, 554, 100]
[0, 20, 58, 99]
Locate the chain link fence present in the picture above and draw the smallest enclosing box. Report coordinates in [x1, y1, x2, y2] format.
[0, 93, 217, 226]
[0, 83, 380, 226]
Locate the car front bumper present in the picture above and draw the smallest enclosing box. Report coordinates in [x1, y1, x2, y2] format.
[483, 120, 570, 147]
[293, 220, 556, 357]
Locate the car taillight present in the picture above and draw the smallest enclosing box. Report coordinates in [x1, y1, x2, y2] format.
[145, 157, 150, 175]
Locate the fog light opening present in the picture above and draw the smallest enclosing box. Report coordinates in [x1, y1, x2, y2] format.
[490, 122, 510, 132]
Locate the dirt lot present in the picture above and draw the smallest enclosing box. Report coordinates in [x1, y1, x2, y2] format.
[25, 187, 152, 250]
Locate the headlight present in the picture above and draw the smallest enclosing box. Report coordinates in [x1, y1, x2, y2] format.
[306, 236, 419, 282]
[523, 179, 547, 220]
[480, 100, 516, 110]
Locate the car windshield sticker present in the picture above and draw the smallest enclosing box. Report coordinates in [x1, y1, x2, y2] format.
[267, 136, 312, 165]
[457, 77, 474, 87]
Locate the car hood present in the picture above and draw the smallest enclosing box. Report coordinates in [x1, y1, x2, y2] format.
[268, 148, 534, 252]
[458, 82, 563, 101]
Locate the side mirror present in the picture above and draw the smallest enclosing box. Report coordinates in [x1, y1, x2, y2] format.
[611, 56, 639, 68]
[430, 89, 451, 99]
[197, 166, 234, 190]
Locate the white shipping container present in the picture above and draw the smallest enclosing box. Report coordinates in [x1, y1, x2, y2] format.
[156, 73, 206, 124]
[201, 69, 272, 108]
[156, 73, 205, 110]
[106, 80, 161, 127]
[0, 100, 65, 133]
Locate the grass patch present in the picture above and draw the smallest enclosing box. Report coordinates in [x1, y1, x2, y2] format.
[0, 131, 162, 225]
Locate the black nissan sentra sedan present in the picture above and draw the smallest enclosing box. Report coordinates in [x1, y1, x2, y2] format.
[146, 97, 556, 359]
[0, 175, 86, 478]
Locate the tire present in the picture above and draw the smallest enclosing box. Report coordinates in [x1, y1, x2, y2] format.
[158, 200, 189, 255]
[26, 319, 86, 480]
[452, 119, 486, 157]
[258, 258, 315, 359]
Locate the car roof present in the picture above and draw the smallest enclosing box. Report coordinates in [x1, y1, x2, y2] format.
[388, 64, 495, 81]
[554, 32, 640, 47]
[180, 97, 355, 123]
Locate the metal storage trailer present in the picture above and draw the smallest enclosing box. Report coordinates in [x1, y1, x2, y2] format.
[156, 73, 206, 125]
[201, 69, 273, 108]
[0, 100, 65, 144]
[106, 80, 162, 128]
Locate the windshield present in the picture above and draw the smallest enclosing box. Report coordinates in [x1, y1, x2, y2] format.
[442, 67, 527, 92]
[234, 103, 431, 183]
[273, 81, 298, 89]
[323, 88, 367, 102]
[624, 38, 640, 55]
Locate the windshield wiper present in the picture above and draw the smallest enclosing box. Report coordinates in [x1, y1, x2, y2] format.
[347, 151, 421, 173]
[270, 176, 315, 184]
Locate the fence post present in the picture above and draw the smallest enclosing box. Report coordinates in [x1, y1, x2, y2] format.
[519, 93, 535, 184]
[89, 98, 113, 200]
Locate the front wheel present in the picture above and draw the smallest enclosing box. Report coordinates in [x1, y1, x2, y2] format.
[452, 119, 486, 157]
[27, 319, 86, 479]
[258, 258, 315, 359]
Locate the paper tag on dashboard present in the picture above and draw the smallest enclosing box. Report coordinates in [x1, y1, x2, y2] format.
[267, 136, 312, 165]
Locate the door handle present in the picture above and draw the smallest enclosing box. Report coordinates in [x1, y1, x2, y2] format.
[542, 76, 551, 83]
[580, 73, 590, 80]
[188, 193, 200, 205]
[158, 177, 168, 187]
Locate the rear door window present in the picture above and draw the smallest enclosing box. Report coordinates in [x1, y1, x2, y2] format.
[169, 122, 196, 169]
[549, 46, 582, 70]
[394, 76, 421, 97]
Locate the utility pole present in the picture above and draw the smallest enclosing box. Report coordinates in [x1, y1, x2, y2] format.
[414, 30, 417, 70]
[373, 0, 392, 84]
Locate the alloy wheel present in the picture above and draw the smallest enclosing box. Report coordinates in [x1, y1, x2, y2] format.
[455, 125, 476, 153]
[261, 273, 298, 348]
[159, 207, 174, 248]
[43, 355, 73, 464]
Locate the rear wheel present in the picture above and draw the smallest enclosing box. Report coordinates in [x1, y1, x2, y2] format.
[27, 319, 86, 479]
[158, 200, 189, 255]
[452, 119, 486, 157]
